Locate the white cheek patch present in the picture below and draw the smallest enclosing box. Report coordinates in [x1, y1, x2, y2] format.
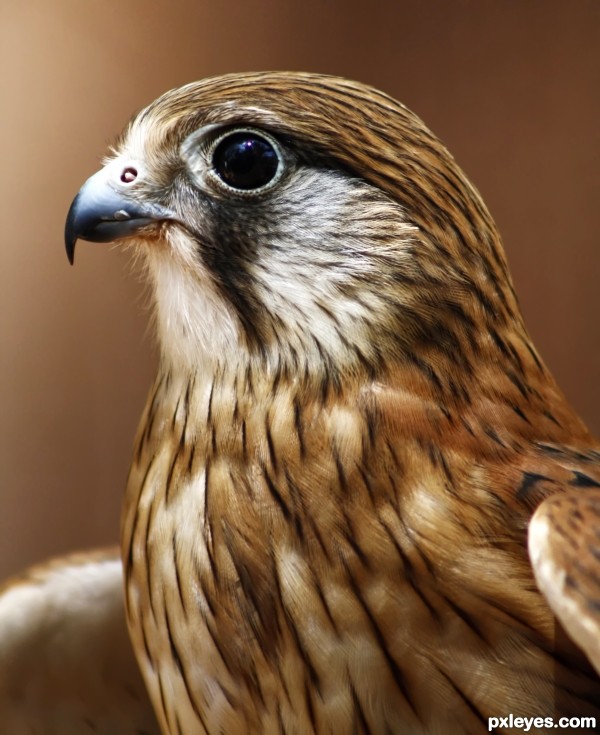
[249, 170, 418, 367]
[143, 228, 243, 372]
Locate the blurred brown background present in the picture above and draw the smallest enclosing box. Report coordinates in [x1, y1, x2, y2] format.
[0, 0, 598, 579]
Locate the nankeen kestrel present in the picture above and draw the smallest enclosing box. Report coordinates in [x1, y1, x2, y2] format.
[3, 72, 600, 735]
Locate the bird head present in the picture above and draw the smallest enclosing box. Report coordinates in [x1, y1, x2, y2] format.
[65, 72, 530, 398]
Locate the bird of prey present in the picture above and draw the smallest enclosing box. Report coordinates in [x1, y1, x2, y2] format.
[4, 72, 600, 734]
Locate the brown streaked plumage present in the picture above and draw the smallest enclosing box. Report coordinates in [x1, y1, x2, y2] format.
[61, 72, 599, 733]
[529, 488, 600, 676]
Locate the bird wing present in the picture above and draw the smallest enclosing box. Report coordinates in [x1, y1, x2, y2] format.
[528, 488, 600, 676]
[0, 547, 159, 735]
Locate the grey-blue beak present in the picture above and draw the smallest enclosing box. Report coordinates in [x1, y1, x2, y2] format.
[65, 165, 173, 264]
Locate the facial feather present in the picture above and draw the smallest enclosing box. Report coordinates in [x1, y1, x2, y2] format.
[141, 225, 244, 372]
[65, 72, 600, 734]
[114, 73, 517, 385]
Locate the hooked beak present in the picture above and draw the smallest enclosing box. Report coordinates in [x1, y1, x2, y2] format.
[64, 163, 174, 264]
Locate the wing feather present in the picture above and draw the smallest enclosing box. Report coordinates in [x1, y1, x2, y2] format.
[0, 548, 159, 735]
[529, 489, 600, 676]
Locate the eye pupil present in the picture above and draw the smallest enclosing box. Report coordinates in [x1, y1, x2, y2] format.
[213, 132, 279, 190]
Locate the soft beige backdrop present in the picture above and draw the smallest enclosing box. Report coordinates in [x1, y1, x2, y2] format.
[1, 0, 598, 579]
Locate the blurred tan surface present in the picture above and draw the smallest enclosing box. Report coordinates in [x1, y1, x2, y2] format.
[0, 0, 598, 579]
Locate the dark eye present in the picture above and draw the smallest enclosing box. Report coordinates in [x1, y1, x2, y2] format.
[212, 131, 281, 191]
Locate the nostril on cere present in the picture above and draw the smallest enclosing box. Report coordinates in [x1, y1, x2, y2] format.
[120, 166, 138, 184]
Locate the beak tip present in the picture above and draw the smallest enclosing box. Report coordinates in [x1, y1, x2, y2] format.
[65, 192, 80, 265]
[65, 231, 76, 265]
